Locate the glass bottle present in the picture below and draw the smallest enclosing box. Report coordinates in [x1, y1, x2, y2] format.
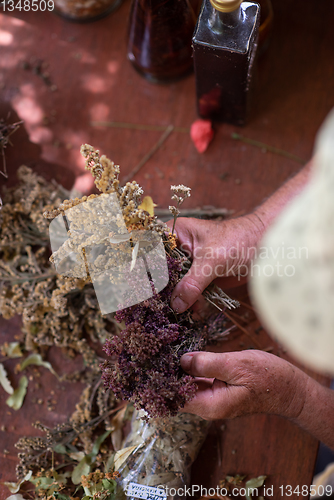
[192, 0, 260, 125]
[127, 0, 196, 83]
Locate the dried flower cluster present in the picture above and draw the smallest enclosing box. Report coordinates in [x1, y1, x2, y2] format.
[102, 252, 205, 418]
[101, 241, 232, 418]
[169, 184, 191, 234]
[0, 165, 119, 372]
[15, 388, 118, 478]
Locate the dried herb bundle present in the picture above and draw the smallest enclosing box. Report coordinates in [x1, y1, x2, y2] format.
[43, 144, 237, 418]
[0, 165, 119, 372]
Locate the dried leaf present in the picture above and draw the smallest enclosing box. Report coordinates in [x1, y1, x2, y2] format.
[71, 456, 92, 485]
[91, 430, 111, 457]
[20, 354, 58, 379]
[110, 405, 127, 451]
[0, 363, 14, 394]
[3, 470, 32, 493]
[114, 445, 137, 470]
[53, 444, 68, 454]
[139, 196, 157, 217]
[31, 471, 70, 490]
[1, 342, 23, 358]
[105, 453, 115, 472]
[30, 476, 55, 489]
[102, 478, 117, 494]
[245, 475, 267, 500]
[6, 376, 28, 410]
[53, 493, 72, 500]
[111, 427, 122, 452]
[69, 451, 85, 462]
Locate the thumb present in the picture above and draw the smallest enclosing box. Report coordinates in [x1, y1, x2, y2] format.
[181, 351, 231, 380]
[171, 258, 214, 313]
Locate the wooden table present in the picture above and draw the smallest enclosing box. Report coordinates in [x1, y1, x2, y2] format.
[0, 0, 334, 498]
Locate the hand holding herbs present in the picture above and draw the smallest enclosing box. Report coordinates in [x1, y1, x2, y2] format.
[167, 215, 266, 314]
[179, 349, 334, 450]
[168, 161, 316, 315]
[42, 144, 237, 419]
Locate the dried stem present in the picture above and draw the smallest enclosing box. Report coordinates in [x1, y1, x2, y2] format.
[223, 309, 262, 349]
[232, 133, 305, 164]
[91, 121, 189, 133]
[123, 125, 174, 183]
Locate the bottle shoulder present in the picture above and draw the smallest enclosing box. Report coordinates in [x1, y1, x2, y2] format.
[192, 1, 260, 54]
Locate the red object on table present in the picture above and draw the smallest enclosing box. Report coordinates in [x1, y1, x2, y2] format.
[190, 119, 215, 153]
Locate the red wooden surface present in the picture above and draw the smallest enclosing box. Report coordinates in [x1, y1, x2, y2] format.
[0, 0, 334, 498]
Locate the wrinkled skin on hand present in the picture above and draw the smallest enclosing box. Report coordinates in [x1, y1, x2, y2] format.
[166, 216, 264, 313]
[180, 350, 308, 421]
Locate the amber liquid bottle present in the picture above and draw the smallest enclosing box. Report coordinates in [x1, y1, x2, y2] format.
[127, 0, 196, 83]
[192, 0, 260, 125]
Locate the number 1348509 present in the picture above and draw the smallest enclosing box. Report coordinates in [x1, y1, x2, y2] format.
[1, 0, 54, 11]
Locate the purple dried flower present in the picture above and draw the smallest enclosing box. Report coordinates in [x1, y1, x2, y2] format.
[101, 252, 208, 418]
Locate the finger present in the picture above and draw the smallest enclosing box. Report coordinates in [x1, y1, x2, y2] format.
[190, 296, 210, 320]
[181, 378, 230, 420]
[181, 351, 239, 382]
[171, 261, 214, 312]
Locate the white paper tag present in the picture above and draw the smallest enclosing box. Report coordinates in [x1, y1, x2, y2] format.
[126, 482, 167, 500]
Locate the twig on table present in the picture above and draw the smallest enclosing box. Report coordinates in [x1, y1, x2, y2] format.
[89, 377, 102, 411]
[231, 133, 305, 164]
[0, 119, 23, 178]
[155, 207, 234, 221]
[223, 309, 262, 349]
[123, 125, 174, 183]
[91, 121, 189, 133]
[237, 299, 257, 313]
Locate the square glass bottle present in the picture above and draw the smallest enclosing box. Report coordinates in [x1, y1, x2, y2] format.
[192, 0, 260, 125]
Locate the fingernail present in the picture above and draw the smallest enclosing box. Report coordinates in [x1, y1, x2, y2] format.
[181, 353, 193, 372]
[172, 296, 187, 313]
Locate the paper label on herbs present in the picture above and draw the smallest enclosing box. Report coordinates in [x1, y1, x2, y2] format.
[126, 482, 167, 500]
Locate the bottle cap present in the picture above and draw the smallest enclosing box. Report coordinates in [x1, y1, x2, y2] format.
[210, 0, 242, 12]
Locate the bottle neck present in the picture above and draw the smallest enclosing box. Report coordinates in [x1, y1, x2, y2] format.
[208, 5, 242, 34]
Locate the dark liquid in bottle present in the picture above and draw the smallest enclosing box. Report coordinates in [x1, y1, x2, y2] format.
[127, 0, 196, 83]
[193, 1, 260, 125]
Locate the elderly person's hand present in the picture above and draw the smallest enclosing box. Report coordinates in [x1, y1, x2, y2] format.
[166, 162, 313, 314]
[166, 215, 264, 313]
[180, 350, 306, 420]
[180, 349, 334, 449]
